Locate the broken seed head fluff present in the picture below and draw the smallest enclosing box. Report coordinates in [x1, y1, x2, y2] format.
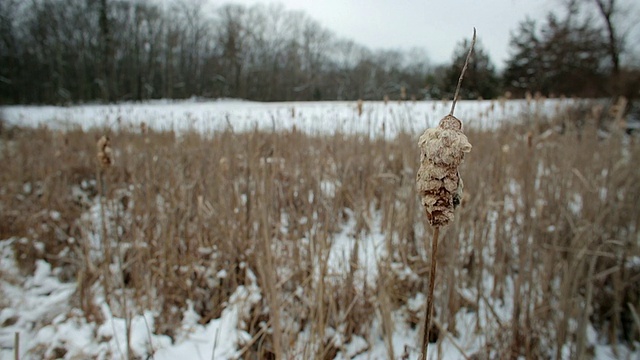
[416, 114, 471, 227]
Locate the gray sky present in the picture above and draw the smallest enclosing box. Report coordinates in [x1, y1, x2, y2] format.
[226, 0, 553, 67]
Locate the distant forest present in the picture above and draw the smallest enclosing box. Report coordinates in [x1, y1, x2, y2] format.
[0, 0, 638, 104]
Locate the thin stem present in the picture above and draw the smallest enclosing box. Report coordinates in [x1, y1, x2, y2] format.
[14, 332, 19, 360]
[449, 28, 477, 116]
[421, 226, 441, 360]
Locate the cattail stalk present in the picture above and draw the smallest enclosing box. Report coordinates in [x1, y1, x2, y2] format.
[96, 135, 113, 310]
[449, 30, 476, 117]
[418, 28, 475, 360]
[421, 227, 440, 352]
[14, 332, 19, 360]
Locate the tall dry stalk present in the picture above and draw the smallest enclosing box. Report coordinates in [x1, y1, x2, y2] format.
[95, 135, 113, 305]
[97, 135, 133, 360]
[14, 332, 19, 360]
[416, 28, 476, 360]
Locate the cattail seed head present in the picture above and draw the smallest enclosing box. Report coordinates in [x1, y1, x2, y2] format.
[97, 135, 112, 169]
[416, 114, 471, 227]
[610, 96, 628, 125]
[219, 157, 229, 174]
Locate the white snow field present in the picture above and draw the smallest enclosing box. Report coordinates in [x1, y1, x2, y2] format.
[2, 98, 571, 136]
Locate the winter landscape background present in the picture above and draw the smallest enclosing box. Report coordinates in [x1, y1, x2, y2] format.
[1, 0, 640, 359]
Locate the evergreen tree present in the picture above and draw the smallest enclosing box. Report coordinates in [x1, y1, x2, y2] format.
[504, 12, 609, 97]
[439, 39, 500, 100]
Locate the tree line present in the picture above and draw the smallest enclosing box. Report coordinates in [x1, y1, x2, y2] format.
[0, 0, 637, 105]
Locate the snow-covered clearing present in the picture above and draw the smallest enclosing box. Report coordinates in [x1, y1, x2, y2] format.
[2, 98, 567, 135]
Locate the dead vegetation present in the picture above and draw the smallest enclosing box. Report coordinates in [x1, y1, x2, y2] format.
[0, 101, 639, 359]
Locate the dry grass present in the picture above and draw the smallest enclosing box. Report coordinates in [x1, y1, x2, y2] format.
[1, 101, 639, 359]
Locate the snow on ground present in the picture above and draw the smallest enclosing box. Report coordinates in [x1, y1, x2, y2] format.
[2, 98, 571, 136]
[0, 237, 261, 360]
[327, 208, 386, 289]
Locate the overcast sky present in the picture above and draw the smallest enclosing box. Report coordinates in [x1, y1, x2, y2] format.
[225, 0, 553, 68]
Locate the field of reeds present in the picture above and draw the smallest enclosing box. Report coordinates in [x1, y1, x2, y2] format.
[1, 99, 639, 359]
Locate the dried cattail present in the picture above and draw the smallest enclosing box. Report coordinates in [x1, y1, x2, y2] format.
[416, 115, 472, 227]
[219, 157, 229, 174]
[592, 104, 605, 120]
[97, 135, 112, 168]
[53, 130, 66, 158]
[417, 28, 475, 360]
[534, 91, 543, 102]
[417, 24, 475, 227]
[498, 96, 507, 112]
[610, 96, 628, 126]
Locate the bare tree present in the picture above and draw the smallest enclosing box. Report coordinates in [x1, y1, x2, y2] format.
[0, 0, 21, 103]
[99, 0, 114, 101]
[1, 0, 438, 104]
[592, 0, 621, 75]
